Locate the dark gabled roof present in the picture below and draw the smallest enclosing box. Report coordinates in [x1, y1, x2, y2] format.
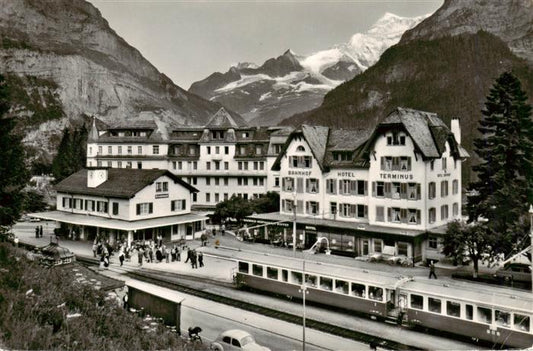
[108, 119, 158, 130]
[55, 168, 198, 199]
[301, 125, 330, 170]
[361, 107, 465, 160]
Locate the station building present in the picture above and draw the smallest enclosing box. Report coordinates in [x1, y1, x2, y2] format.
[249, 107, 469, 263]
[30, 168, 207, 246]
[86, 108, 291, 209]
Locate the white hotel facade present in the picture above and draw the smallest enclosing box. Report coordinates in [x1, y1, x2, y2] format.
[85, 107, 468, 262]
[250, 107, 469, 263]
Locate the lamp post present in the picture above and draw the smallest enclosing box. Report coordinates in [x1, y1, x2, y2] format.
[529, 205, 533, 293]
[292, 191, 297, 253]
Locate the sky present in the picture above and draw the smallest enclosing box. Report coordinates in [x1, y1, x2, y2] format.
[89, 0, 443, 89]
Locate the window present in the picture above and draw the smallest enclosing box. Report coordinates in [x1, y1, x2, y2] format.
[356, 205, 367, 219]
[428, 182, 436, 199]
[430, 160, 434, 171]
[267, 267, 278, 280]
[206, 177, 211, 186]
[330, 202, 337, 218]
[215, 146, 219, 154]
[368, 286, 383, 301]
[428, 297, 441, 313]
[374, 239, 382, 253]
[215, 161, 220, 170]
[118, 146, 122, 155]
[137, 162, 142, 169]
[171, 199, 186, 211]
[441, 181, 449, 197]
[283, 199, 294, 212]
[320, 277, 332, 291]
[465, 304, 473, 320]
[386, 132, 406, 146]
[98, 146, 102, 154]
[442, 157, 447, 170]
[206, 146, 211, 154]
[252, 264, 263, 276]
[410, 294, 424, 309]
[428, 236, 438, 249]
[153, 145, 159, 154]
[224, 178, 228, 186]
[429, 208, 436, 223]
[215, 177, 220, 186]
[127, 146, 132, 155]
[376, 182, 385, 197]
[206, 193, 211, 203]
[495, 310, 511, 327]
[408, 183, 420, 200]
[238, 261, 249, 273]
[256, 145, 262, 155]
[306, 178, 319, 193]
[96, 201, 108, 213]
[224, 161, 229, 170]
[290, 271, 302, 284]
[397, 242, 408, 256]
[225, 146, 229, 154]
[446, 301, 461, 317]
[156, 181, 168, 192]
[289, 156, 312, 168]
[452, 180, 459, 194]
[441, 205, 449, 220]
[224, 193, 228, 201]
[274, 177, 280, 188]
[138, 146, 142, 154]
[206, 161, 211, 170]
[514, 314, 530, 332]
[390, 207, 401, 223]
[215, 193, 219, 202]
[351, 283, 366, 298]
[453, 203, 459, 216]
[335, 280, 349, 294]
[112, 202, 119, 215]
[282, 177, 294, 192]
[326, 179, 336, 194]
[136, 203, 153, 215]
[306, 201, 319, 215]
[253, 161, 258, 170]
[305, 274, 317, 287]
[477, 306, 492, 324]
[381, 156, 411, 171]
[107, 146, 112, 154]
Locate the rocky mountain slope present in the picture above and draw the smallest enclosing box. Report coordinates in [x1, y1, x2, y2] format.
[189, 13, 426, 126]
[0, 0, 236, 162]
[280, 0, 533, 182]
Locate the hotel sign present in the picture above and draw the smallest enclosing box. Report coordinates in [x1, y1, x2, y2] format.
[155, 193, 169, 199]
[379, 173, 414, 180]
[288, 170, 311, 176]
[337, 171, 357, 177]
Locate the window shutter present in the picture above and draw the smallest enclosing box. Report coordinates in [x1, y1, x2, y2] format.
[350, 204, 356, 217]
[306, 179, 310, 193]
[364, 181, 368, 195]
[387, 208, 392, 222]
[380, 157, 384, 170]
[417, 184, 421, 200]
[350, 181, 356, 194]
[282, 178, 286, 190]
[149, 203, 153, 214]
[384, 183, 391, 198]
[62, 197, 66, 208]
[136, 204, 141, 215]
[306, 201, 309, 214]
[417, 210, 421, 224]
[364, 205, 368, 218]
[400, 209, 408, 223]
[408, 157, 412, 171]
[332, 179, 337, 194]
[400, 183, 407, 199]
[171, 200, 175, 212]
[372, 182, 376, 196]
[297, 178, 304, 193]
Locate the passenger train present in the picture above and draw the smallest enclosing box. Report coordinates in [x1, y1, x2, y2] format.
[205, 248, 533, 349]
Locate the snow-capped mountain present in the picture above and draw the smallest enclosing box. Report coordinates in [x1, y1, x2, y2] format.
[189, 13, 428, 126]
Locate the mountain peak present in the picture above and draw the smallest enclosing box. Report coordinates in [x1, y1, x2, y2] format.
[283, 49, 296, 57]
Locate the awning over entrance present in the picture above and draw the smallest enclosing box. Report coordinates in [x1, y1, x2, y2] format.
[248, 212, 426, 238]
[29, 211, 208, 232]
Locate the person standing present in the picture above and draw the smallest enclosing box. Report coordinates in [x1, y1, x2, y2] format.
[39, 225, 43, 238]
[137, 246, 144, 266]
[198, 251, 204, 268]
[429, 261, 437, 279]
[176, 245, 181, 262]
[165, 245, 171, 263]
[118, 246, 125, 267]
[35, 226, 39, 238]
[191, 250, 197, 269]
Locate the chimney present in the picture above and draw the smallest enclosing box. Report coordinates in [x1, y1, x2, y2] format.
[450, 118, 461, 144]
[87, 168, 108, 188]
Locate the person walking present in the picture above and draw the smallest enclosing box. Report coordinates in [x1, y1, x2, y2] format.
[118, 246, 125, 266]
[191, 250, 197, 269]
[176, 245, 181, 262]
[184, 247, 191, 263]
[429, 261, 437, 279]
[198, 251, 204, 268]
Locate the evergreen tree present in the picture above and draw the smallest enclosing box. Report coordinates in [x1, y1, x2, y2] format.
[51, 125, 88, 182]
[467, 72, 533, 256]
[0, 75, 28, 226]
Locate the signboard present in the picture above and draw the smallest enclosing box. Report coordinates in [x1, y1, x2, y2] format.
[379, 173, 414, 180]
[155, 193, 169, 199]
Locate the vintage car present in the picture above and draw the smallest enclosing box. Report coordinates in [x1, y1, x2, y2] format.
[210, 329, 270, 351]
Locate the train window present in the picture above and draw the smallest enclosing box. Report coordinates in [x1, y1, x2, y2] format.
[305, 274, 317, 288]
[495, 310, 511, 327]
[267, 267, 278, 280]
[446, 301, 460, 317]
[320, 277, 333, 291]
[410, 294, 423, 309]
[351, 283, 366, 298]
[252, 264, 263, 277]
[428, 297, 441, 313]
[465, 304, 473, 320]
[335, 280, 349, 294]
[238, 261, 249, 273]
[291, 271, 302, 284]
[514, 314, 530, 332]
[282, 269, 288, 282]
[477, 306, 492, 324]
[368, 286, 383, 301]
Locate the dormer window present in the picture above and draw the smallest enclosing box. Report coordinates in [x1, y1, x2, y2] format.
[296, 145, 306, 152]
[386, 132, 406, 146]
[242, 132, 249, 138]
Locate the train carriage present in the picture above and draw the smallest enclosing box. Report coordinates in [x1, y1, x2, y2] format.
[399, 279, 533, 349]
[203, 248, 533, 349]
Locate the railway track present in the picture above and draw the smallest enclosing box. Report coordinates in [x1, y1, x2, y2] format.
[77, 255, 422, 350]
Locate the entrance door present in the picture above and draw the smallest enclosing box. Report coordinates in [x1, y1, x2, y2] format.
[306, 231, 317, 249]
[362, 239, 369, 256]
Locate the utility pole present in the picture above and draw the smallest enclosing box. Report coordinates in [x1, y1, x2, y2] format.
[292, 192, 297, 253]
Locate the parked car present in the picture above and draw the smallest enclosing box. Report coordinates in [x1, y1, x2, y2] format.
[210, 329, 270, 351]
[495, 263, 532, 284]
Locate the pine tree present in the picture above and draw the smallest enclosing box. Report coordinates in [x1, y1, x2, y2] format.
[467, 72, 533, 256]
[0, 75, 28, 226]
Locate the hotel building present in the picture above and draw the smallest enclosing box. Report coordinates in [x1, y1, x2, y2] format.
[250, 107, 469, 263]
